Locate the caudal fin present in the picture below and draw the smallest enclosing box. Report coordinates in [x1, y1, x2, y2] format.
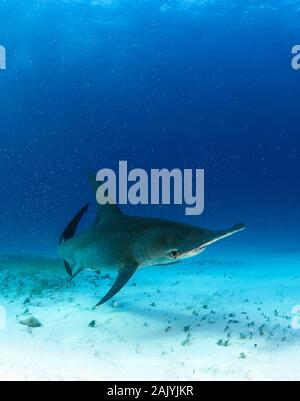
[59, 204, 90, 277]
[59, 204, 90, 245]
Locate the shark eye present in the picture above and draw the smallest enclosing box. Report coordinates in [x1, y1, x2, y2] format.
[169, 250, 181, 259]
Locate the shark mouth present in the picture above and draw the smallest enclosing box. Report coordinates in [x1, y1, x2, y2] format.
[181, 223, 246, 258]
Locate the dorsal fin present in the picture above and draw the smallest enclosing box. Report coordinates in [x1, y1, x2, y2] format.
[87, 172, 123, 224]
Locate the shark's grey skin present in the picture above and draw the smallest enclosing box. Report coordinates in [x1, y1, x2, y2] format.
[59, 182, 245, 306]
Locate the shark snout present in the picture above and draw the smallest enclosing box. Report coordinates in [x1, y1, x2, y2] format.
[179, 223, 246, 258]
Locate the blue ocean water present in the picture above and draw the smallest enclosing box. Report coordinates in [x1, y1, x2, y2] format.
[0, 0, 299, 258]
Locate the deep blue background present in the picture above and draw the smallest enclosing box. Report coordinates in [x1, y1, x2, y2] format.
[0, 1, 299, 256]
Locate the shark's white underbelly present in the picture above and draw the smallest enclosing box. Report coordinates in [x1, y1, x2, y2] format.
[67, 235, 128, 272]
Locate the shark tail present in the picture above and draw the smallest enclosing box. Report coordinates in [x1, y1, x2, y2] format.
[59, 203, 90, 244]
[59, 204, 90, 277]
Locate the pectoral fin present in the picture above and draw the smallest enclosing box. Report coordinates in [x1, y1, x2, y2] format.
[95, 263, 138, 307]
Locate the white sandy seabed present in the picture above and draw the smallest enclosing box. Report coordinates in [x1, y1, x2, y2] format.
[0, 249, 300, 381]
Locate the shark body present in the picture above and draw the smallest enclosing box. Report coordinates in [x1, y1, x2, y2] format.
[59, 179, 245, 306]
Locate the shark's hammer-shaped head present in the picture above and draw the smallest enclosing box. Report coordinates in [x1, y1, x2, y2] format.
[133, 221, 246, 268]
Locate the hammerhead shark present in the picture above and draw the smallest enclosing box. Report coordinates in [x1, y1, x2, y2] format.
[59, 176, 245, 307]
